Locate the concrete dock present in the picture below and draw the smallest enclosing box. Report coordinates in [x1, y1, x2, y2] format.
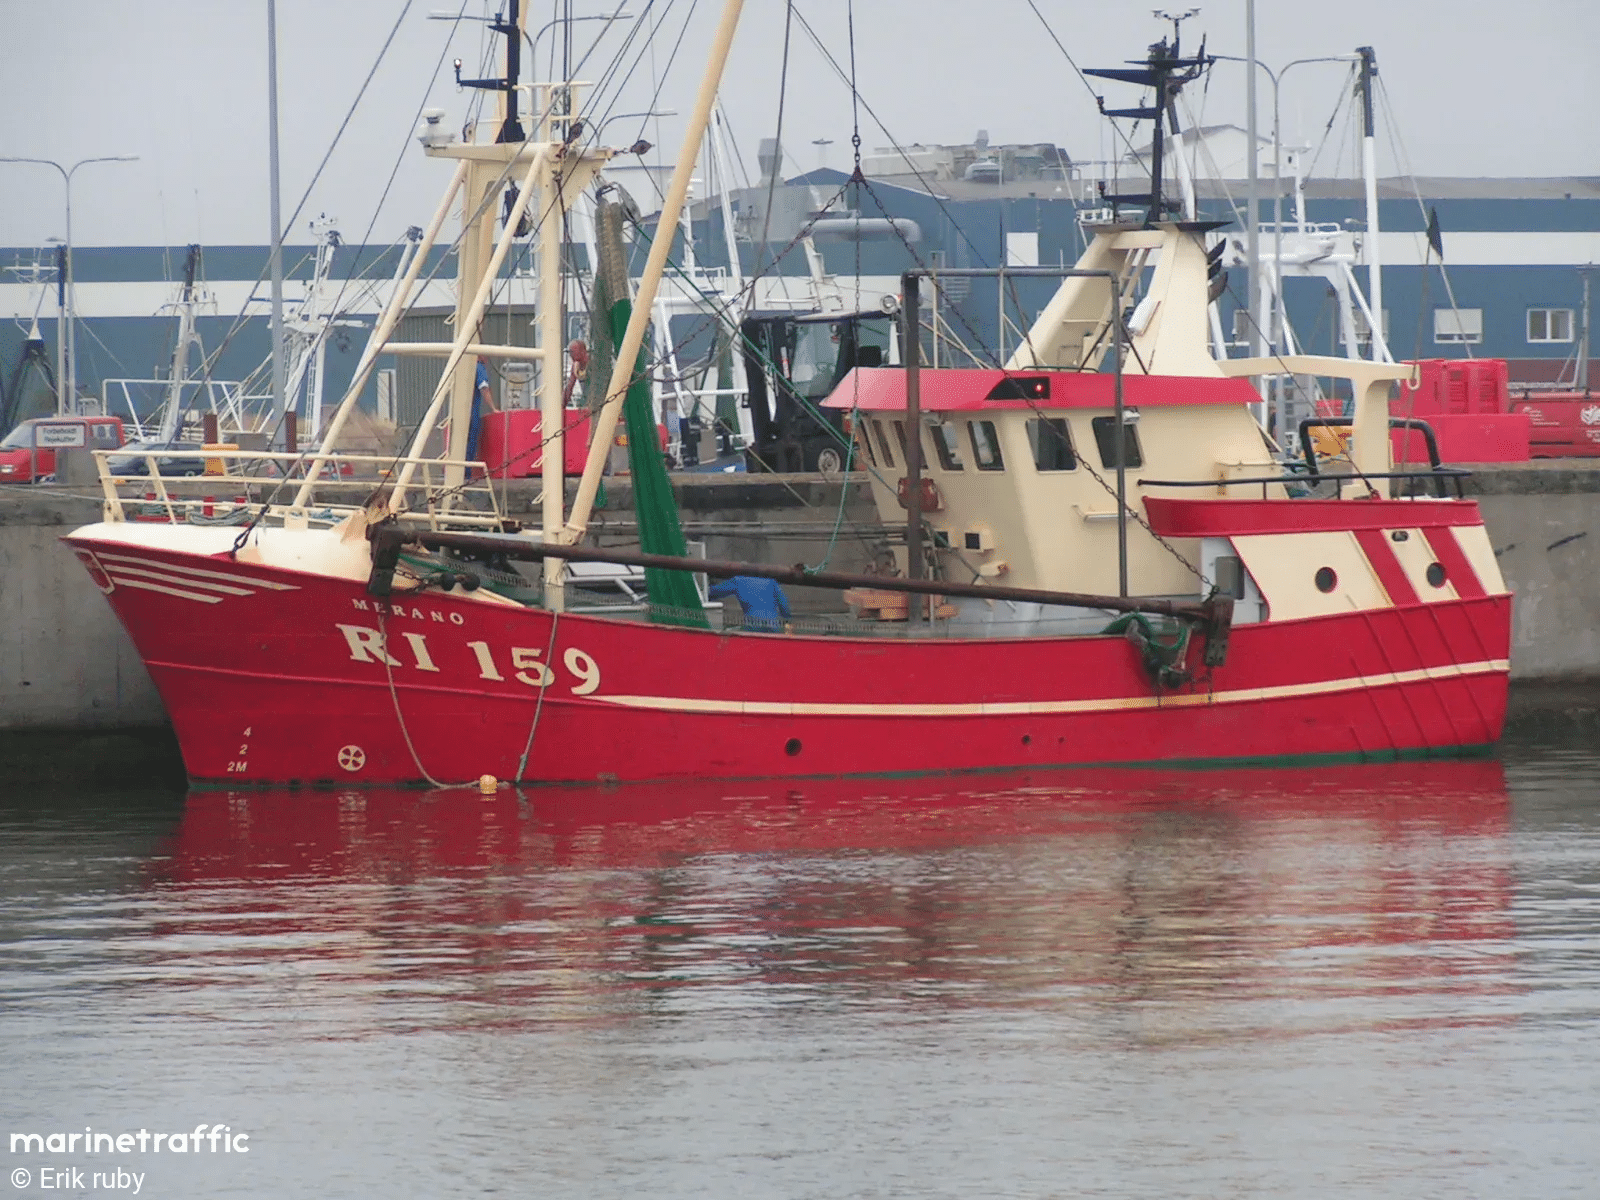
[3, 465, 1597, 734]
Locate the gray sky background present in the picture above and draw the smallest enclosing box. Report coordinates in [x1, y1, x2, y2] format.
[1, 0, 1595, 252]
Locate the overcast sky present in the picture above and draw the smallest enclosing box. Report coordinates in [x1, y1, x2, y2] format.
[1, 0, 1595, 252]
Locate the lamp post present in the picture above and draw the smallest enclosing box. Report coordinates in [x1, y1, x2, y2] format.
[528, 7, 631, 72]
[1214, 56, 1357, 355]
[0, 155, 138, 414]
[432, 8, 631, 84]
[1213, 55, 1357, 438]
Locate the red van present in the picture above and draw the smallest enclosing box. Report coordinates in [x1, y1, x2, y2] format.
[1508, 392, 1600, 458]
[0, 416, 127, 483]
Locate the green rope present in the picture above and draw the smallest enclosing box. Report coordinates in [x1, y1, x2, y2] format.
[806, 415, 858, 574]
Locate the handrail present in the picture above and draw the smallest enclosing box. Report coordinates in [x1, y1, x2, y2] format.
[1297, 415, 1453, 497]
[1138, 467, 1470, 499]
[90, 447, 507, 526]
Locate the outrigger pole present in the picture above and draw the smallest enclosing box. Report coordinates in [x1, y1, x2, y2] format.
[370, 526, 1234, 638]
[564, 0, 747, 540]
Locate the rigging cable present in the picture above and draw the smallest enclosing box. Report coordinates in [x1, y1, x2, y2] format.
[1376, 75, 1474, 359]
[752, 2, 795, 283]
[185, 0, 431, 434]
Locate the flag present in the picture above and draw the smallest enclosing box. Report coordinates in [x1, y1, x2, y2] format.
[1426, 207, 1444, 260]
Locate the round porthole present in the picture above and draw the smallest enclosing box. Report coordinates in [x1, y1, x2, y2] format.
[1021, 734, 1032, 746]
[784, 738, 802, 757]
[1315, 567, 1338, 593]
[1426, 562, 1448, 588]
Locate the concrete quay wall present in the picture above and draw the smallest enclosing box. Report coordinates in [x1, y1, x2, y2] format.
[1, 467, 1596, 732]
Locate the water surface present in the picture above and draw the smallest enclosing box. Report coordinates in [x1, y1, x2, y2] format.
[2, 739, 1598, 1198]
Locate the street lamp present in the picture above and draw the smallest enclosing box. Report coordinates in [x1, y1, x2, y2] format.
[0, 154, 139, 414]
[1213, 55, 1359, 360]
[595, 109, 677, 143]
[527, 7, 631, 66]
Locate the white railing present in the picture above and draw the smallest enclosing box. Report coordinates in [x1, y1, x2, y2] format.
[92, 447, 508, 530]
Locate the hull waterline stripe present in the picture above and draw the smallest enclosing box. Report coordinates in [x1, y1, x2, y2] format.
[95, 551, 300, 591]
[108, 577, 226, 604]
[104, 564, 253, 596]
[592, 658, 1511, 718]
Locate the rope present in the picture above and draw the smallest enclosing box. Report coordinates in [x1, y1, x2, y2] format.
[515, 606, 562, 781]
[378, 608, 467, 789]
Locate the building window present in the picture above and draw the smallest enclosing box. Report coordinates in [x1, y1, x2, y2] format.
[967, 420, 1004, 471]
[931, 422, 965, 471]
[1433, 308, 1483, 344]
[1026, 417, 1077, 471]
[1090, 415, 1143, 469]
[1528, 308, 1574, 343]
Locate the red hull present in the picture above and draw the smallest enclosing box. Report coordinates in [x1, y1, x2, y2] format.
[66, 535, 1512, 787]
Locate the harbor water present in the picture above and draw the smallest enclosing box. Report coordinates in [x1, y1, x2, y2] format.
[2, 728, 1598, 1198]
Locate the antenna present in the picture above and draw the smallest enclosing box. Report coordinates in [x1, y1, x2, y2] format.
[1153, 8, 1200, 51]
[1086, 28, 1212, 225]
[452, 0, 525, 142]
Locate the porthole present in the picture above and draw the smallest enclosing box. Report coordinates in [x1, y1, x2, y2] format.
[784, 738, 802, 757]
[1314, 567, 1338, 593]
[1426, 562, 1447, 588]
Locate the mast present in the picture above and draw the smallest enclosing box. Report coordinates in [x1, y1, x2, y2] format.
[1356, 46, 1381, 360]
[565, 0, 747, 539]
[452, 0, 526, 143]
[158, 244, 202, 444]
[267, 0, 287, 441]
[54, 243, 67, 415]
[1086, 16, 1209, 225]
[1245, 0, 1261, 365]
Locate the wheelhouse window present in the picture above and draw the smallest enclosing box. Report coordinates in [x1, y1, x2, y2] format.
[931, 421, 965, 471]
[967, 420, 1004, 471]
[855, 422, 878, 467]
[870, 419, 895, 468]
[1026, 417, 1077, 471]
[1090, 415, 1143, 469]
[1528, 308, 1574, 343]
[1433, 308, 1483, 345]
[891, 420, 909, 463]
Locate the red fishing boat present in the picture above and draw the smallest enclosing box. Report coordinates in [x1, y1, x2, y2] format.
[64, 5, 1511, 787]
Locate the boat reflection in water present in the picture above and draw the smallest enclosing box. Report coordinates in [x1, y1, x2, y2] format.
[155, 760, 1516, 1035]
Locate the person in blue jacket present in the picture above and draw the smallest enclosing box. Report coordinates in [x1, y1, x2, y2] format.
[709, 575, 792, 632]
[464, 359, 496, 462]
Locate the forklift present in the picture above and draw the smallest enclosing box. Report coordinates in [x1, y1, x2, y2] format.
[739, 308, 897, 474]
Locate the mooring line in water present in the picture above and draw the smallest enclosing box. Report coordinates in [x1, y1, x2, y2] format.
[379, 607, 467, 790]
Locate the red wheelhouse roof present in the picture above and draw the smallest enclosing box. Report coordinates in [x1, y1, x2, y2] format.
[823, 367, 1261, 412]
